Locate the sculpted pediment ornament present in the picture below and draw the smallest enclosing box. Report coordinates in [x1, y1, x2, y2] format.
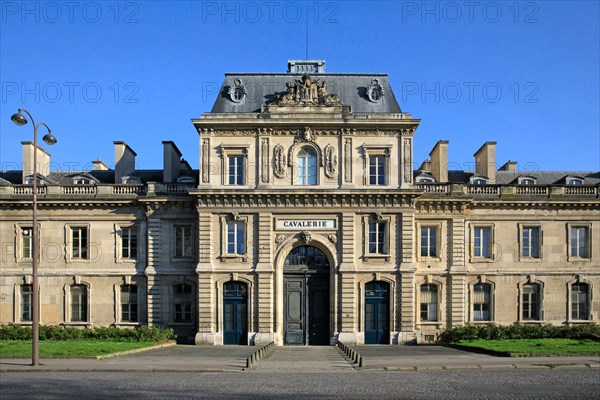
[269, 74, 344, 106]
[287, 127, 324, 168]
[324, 144, 338, 178]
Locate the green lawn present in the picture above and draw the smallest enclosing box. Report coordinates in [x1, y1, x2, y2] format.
[0, 340, 159, 357]
[456, 338, 600, 356]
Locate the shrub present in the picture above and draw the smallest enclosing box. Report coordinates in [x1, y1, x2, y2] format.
[0, 324, 175, 342]
[437, 323, 600, 344]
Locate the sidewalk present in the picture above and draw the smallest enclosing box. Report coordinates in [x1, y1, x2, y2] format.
[1, 344, 599, 373]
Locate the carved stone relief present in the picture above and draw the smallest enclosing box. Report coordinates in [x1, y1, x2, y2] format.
[273, 144, 286, 178]
[299, 231, 312, 244]
[324, 144, 338, 178]
[269, 74, 344, 106]
[344, 138, 352, 183]
[403, 138, 412, 183]
[261, 138, 270, 183]
[201, 138, 210, 183]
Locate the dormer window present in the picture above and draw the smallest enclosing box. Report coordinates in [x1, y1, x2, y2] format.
[416, 176, 435, 184]
[518, 176, 537, 185]
[470, 177, 488, 185]
[122, 176, 141, 185]
[566, 177, 584, 186]
[73, 177, 91, 185]
[23, 175, 46, 186]
[177, 176, 196, 184]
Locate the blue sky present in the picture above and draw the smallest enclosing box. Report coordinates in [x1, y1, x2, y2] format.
[1, 1, 599, 172]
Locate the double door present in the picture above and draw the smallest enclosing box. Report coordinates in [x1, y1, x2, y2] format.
[284, 274, 329, 345]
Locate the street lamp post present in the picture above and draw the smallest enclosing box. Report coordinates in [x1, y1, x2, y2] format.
[11, 108, 57, 367]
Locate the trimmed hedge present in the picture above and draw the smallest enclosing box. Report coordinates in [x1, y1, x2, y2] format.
[0, 324, 175, 342]
[437, 323, 600, 344]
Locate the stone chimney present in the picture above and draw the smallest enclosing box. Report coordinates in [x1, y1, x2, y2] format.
[163, 141, 183, 183]
[92, 159, 110, 171]
[498, 160, 517, 172]
[429, 140, 449, 183]
[21, 141, 51, 182]
[418, 159, 432, 172]
[114, 141, 137, 184]
[474, 142, 497, 184]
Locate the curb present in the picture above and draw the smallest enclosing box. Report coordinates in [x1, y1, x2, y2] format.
[96, 342, 177, 360]
[1, 368, 238, 373]
[382, 363, 595, 372]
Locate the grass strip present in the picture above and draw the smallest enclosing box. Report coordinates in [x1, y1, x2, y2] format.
[456, 338, 600, 357]
[0, 340, 159, 358]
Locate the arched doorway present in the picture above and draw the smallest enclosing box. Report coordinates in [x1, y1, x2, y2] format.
[364, 281, 390, 344]
[283, 245, 330, 345]
[223, 281, 248, 345]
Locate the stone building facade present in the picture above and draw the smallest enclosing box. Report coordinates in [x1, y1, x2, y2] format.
[1, 61, 598, 345]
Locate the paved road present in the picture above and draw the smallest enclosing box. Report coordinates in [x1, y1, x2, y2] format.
[1, 369, 599, 399]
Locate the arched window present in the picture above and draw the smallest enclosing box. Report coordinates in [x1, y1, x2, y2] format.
[518, 176, 536, 185]
[70, 284, 88, 322]
[296, 147, 317, 185]
[473, 283, 492, 321]
[571, 283, 590, 320]
[121, 284, 138, 322]
[173, 283, 192, 322]
[420, 284, 438, 322]
[522, 283, 541, 320]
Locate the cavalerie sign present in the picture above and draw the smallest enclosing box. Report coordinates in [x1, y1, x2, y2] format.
[276, 219, 336, 230]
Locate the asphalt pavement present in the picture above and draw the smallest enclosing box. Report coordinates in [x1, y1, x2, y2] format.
[1, 344, 599, 373]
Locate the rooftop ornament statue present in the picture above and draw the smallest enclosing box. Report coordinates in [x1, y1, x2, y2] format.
[271, 74, 343, 106]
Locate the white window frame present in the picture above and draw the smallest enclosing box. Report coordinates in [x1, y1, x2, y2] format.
[419, 283, 440, 323]
[470, 177, 488, 185]
[220, 214, 249, 262]
[566, 176, 584, 186]
[470, 224, 495, 262]
[173, 224, 194, 260]
[567, 280, 592, 322]
[20, 283, 33, 322]
[519, 224, 542, 261]
[567, 224, 591, 261]
[362, 215, 391, 261]
[220, 144, 249, 186]
[416, 175, 435, 183]
[65, 224, 91, 262]
[118, 225, 138, 262]
[517, 176, 537, 185]
[519, 281, 543, 322]
[295, 146, 318, 186]
[469, 279, 494, 323]
[120, 284, 139, 323]
[14, 223, 39, 263]
[417, 222, 442, 261]
[227, 155, 245, 186]
[363, 145, 391, 186]
[63, 280, 91, 325]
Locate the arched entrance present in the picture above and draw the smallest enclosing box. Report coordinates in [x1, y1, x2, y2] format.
[283, 245, 330, 345]
[223, 281, 248, 345]
[364, 281, 390, 344]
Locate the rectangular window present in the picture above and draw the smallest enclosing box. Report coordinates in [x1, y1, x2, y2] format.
[522, 227, 540, 258]
[226, 221, 245, 255]
[420, 226, 437, 258]
[420, 284, 438, 322]
[522, 284, 540, 320]
[474, 227, 492, 259]
[72, 227, 88, 259]
[369, 155, 386, 185]
[121, 227, 138, 259]
[368, 222, 387, 254]
[571, 283, 589, 320]
[21, 227, 33, 259]
[228, 155, 244, 185]
[21, 284, 33, 322]
[70, 285, 88, 322]
[571, 227, 589, 258]
[121, 285, 138, 322]
[175, 226, 192, 258]
[174, 284, 192, 322]
[473, 283, 491, 321]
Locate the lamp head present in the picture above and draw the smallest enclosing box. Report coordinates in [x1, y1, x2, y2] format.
[11, 112, 28, 126]
[43, 133, 57, 145]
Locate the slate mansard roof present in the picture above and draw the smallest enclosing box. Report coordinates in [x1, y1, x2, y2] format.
[210, 73, 403, 114]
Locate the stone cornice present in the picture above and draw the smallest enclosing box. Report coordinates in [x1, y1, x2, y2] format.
[189, 190, 422, 208]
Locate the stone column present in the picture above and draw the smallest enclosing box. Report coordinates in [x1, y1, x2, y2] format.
[255, 212, 275, 344]
[338, 213, 358, 343]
